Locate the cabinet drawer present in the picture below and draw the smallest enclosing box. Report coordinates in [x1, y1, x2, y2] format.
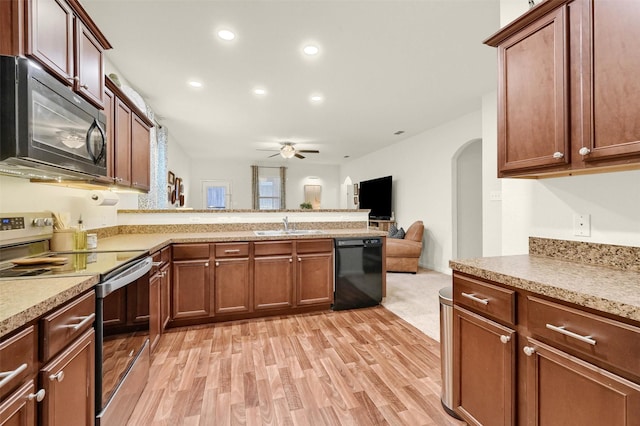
[527, 296, 640, 378]
[161, 246, 171, 264]
[453, 274, 516, 326]
[41, 290, 95, 362]
[296, 239, 333, 254]
[215, 243, 249, 258]
[0, 325, 37, 400]
[172, 243, 210, 260]
[254, 241, 293, 256]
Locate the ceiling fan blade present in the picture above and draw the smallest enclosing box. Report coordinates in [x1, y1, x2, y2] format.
[256, 149, 279, 152]
[297, 150, 319, 154]
[295, 153, 305, 159]
[268, 153, 280, 158]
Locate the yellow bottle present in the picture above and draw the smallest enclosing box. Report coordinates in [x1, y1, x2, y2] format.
[74, 218, 87, 251]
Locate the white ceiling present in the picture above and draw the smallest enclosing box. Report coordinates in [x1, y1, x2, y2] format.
[81, 0, 500, 165]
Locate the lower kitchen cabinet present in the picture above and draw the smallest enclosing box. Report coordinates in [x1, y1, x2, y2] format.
[254, 241, 294, 311]
[0, 380, 37, 425]
[160, 262, 171, 330]
[296, 248, 333, 306]
[453, 305, 515, 426]
[523, 337, 640, 426]
[171, 244, 212, 321]
[39, 329, 95, 426]
[453, 271, 640, 425]
[214, 257, 252, 314]
[149, 271, 161, 352]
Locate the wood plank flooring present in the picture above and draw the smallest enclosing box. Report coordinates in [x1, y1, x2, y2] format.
[127, 306, 466, 425]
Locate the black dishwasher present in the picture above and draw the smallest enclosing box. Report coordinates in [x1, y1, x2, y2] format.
[333, 237, 383, 310]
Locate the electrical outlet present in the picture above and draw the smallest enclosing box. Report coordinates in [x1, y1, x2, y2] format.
[573, 214, 591, 237]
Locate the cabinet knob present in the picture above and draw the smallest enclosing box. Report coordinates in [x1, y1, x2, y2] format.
[215, 262, 219, 267]
[28, 389, 46, 402]
[289, 258, 293, 263]
[523, 346, 536, 357]
[298, 257, 302, 262]
[552, 152, 564, 159]
[81, 84, 89, 89]
[499, 335, 511, 344]
[579, 147, 591, 156]
[49, 371, 64, 382]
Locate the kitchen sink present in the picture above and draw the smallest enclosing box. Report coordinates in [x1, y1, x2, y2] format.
[253, 229, 325, 236]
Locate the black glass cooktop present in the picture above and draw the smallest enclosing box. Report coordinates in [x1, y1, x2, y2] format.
[0, 250, 148, 279]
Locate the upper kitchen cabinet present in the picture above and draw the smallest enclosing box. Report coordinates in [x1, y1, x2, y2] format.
[485, 0, 640, 178]
[0, 0, 112, 109]
[105, 77, 153, 192]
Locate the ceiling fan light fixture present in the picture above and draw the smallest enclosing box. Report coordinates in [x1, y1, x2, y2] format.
[280, 144, 296, 158]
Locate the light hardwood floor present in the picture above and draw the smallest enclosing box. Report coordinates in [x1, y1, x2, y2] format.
[128, 306, 465, 425]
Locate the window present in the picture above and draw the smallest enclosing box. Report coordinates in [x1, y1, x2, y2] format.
[202, 180, 231, 209]
[252, 166, 286, 209]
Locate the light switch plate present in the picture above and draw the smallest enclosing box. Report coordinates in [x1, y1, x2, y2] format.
[573, 214, 591, 237]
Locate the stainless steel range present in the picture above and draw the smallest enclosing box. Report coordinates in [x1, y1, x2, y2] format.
[0, 212, 152, 426]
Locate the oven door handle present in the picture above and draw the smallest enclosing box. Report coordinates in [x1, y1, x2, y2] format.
[96, 257, 152, 298]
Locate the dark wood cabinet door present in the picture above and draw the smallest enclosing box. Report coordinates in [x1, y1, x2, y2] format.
[39, 329, 95, 426]
[497, 6, 569, 176]
[580, 0, 640, 163]
[453, 306, 515, 426]
[296, 252, 333, 306]
[74, 19, 104, 107]
[149, 273, 161, 353]
[0, 380, 37, 426]
[160, 263, 171, 330]
[523, 337, 640, 426]
[130, 114, 150, 191]
[253, 255, 293, 311]
[27, 0, 74, 84]
[113, 98, 132, 186]
[214, 258, 252, 314]
[103, 86, 115, 179]
[172, 259, 211, 320]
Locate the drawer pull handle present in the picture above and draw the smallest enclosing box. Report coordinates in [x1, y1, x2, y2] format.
[49, 371, 65, 382]
[461, 292, 489, 305]
[523, 346, 536, 357]
[28, 389, 46, 402]
[500, 335, 511, 344]
[224, 249, 240, 253]
[151, 261, 163, 266]
[64, 313, 95, 331]
[0, 363, 28, 388]
[545, 324, 596, 345]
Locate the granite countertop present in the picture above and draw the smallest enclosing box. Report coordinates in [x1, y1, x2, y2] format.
[450, 255, 640, 323]
[0, 275, 98, 338]
[0, 229, 385, 339]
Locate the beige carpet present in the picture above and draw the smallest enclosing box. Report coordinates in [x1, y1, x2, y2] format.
[382, 268, 452, 342]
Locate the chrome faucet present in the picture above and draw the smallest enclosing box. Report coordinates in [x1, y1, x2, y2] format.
[282, 216, 289, 231]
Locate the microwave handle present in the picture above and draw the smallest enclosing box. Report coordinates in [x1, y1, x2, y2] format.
[86, 119, 106, 164]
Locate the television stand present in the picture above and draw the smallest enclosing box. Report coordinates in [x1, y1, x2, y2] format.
[369, 219, 395, 231]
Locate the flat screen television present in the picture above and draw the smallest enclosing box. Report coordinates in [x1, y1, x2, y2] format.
[358, 175, 392, 220]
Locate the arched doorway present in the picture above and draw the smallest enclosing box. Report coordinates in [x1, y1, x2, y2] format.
[452, 138, 483, 259]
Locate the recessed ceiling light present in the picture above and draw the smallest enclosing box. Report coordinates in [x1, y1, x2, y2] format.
[310, 95, 323, 103]
[217, 29, 235, 41]
[303, 45, 319, 55]
[253, 88, 267, 95]
[188, 81, 203, 88]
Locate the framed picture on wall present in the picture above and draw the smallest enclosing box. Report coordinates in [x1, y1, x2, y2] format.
[168, 171, 175, 185]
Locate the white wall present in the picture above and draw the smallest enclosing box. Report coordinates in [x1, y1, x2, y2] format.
[341, 110, 483, 273]
[167, 133, 191, 208]
[482, 91, 502, 256]
[188, 159, 341, 210]
[454, 139, 483, 259]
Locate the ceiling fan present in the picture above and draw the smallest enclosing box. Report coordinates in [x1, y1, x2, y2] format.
[260, 142, 320, 159]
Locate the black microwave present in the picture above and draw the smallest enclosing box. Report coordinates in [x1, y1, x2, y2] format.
[0, 55, 109, 181]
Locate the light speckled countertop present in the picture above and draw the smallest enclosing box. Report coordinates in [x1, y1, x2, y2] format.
[0, 275, 98, 338]
[449, 255, 640, 323]
[0, 229, 385, 339]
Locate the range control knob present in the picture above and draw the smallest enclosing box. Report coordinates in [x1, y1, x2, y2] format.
[32, 218, 53, 227]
